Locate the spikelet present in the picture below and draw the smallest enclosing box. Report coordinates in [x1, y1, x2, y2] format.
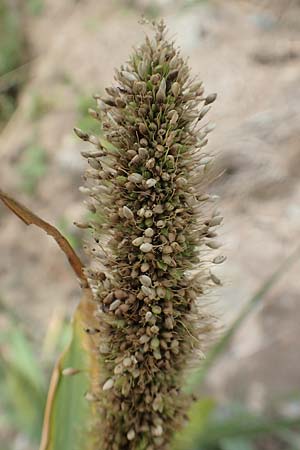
[77, 19, 224, 450]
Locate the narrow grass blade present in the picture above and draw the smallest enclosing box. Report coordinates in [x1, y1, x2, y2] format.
[186, 247, 300, 392]
[220, 437, 255, 450]
[198, 413, 300, 446]
[172, 398, 216, 450]
[173, 404, 300, 450]
[39, 290, 99, 450]
[0, 324, 46, 440]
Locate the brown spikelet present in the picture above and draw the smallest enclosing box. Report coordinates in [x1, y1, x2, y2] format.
[76, 19, 224, 450]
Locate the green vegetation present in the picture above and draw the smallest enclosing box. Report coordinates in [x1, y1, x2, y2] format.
[18, 144, 48, 195]
[0, 2, 24, 75]
[28, 92, 53, 121]
[0, 297, 70, 446]
[57, 217, 81, 251]
[27, 0, 44, 16]
[76, 94, 100, 135]
[0, 1, 27, 127]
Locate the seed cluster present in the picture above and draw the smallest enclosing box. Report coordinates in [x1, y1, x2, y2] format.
[76, 20, 224, 450]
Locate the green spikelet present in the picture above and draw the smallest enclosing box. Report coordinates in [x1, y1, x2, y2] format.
[76, 19, 224, 450]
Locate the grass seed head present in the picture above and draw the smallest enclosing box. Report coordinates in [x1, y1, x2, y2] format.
[78, 19, 223, 450]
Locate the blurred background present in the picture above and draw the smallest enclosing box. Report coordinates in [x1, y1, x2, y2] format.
[0, 0, 300, 449]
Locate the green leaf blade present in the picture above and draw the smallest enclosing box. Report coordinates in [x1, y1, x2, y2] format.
[40, 293, 98, 450]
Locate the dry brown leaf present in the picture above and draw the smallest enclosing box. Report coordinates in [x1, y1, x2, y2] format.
[0, 189, 88, 287]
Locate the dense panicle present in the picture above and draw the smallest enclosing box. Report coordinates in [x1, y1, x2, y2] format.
[78, 20, 224, 450]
